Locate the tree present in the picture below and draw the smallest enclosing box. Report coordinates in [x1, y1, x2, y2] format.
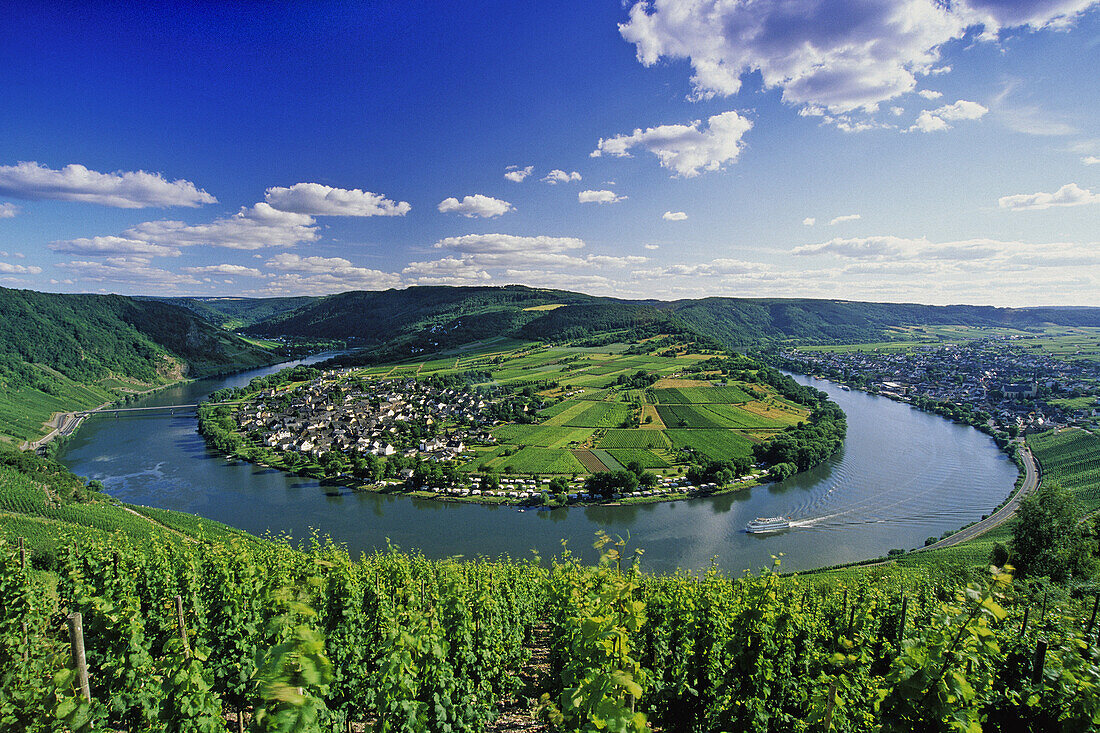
[1010, 483, 1097, 581]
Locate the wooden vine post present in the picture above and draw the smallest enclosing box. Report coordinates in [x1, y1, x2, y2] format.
[823, 680, 837, 731]
[174, 595, 191, 658]
[67, 612, 92, 703]
[1032, 639, 1048, 685]
[18, 537, 28, 659]
[1087, 594, 1099, 639]
[897, 596, 908, 642]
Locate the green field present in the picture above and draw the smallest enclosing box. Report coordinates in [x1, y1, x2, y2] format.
[650, 386, 754, 404]
[0, 372, 116, 444]
[655, 404, 730, 429]
[493, 446, 586, 474]
[490, 424, 594, 448]
[561, 401, 633, 428]
[665, 429, 757, 462]
[591, 448, 625, 471]
[597, 429, 671, 449]
[604, 448, 668, 469]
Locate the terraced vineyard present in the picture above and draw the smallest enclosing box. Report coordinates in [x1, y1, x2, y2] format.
[1027, 427, 1100, 510]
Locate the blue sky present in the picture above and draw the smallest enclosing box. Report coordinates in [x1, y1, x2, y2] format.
[0, 0, 1097, 305]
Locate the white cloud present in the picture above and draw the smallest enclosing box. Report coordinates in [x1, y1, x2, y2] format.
[123, 203, 319, 250]
[918, 90, 943, 100]
[619, 0, 1097, 116]
[437, 194, 514, 218]
[57, 257, 202, 288]
[639, 258, 762, 277]
[802, 217, 816, 226]
[592, 111, 753, 177]
[579, 189, 627, 204]
[413, 233, 647, 280]
[0, 203, 17, 218]
[910, 99, 988, 132]
[262, 253, 403, 294]
[49, 236, 181, 258]
[434, 233, 585, 255]
[792, 235, 1100, 270]
[504, 165, 533, 182]
[829, 214, 862, 225]
[998, 182, 1100, 211]
[401, 257, 493, 285]
[264, 182, 410, 217]
[1083, 156, 1100, 165]
[0, 161, 215, 208]
[662, 211, 688, 221]
[644, 244, 660, 250]
[542, 169, 582, 184]
[181, 264, 264, 277]
[0, 261, 42, 275]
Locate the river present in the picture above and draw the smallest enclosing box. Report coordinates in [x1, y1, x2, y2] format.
[57, 357, 1018, 573]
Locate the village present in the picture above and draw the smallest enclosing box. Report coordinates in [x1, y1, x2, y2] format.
[234, 372, 496, 463]
[782, 337, 1100, 437]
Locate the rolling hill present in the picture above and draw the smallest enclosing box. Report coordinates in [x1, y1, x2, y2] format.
[231, 285, 1100, 353]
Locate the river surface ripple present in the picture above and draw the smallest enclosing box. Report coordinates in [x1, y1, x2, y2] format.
[57, 359, 1017, 572]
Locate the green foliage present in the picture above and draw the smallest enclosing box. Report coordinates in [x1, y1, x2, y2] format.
[0, 286, 273, 388]
[1010, 483, 1098, 581]
[542, 535, 649, 733]
[251, 584, 333, 732]
[1027, 428, 1100, 512]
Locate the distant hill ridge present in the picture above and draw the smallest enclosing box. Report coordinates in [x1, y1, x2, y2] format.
[158, 285, 1100, 351]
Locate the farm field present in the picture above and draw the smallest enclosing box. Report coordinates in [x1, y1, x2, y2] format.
[604, 448, 669, 469]
[250, 341, 815, 485]
[597, 429, 671, 449]
[490, 424, 594, 448]
[390, 342, 813, 477]
[666, 429, 758, 462]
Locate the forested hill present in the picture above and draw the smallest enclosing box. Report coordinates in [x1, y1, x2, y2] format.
[237, 284, 1100, 350]
[0, 288, 282, 445]
[663, 298, 1100, 345]
[143, 295, 315, 330]
[0, 287, 277, 387]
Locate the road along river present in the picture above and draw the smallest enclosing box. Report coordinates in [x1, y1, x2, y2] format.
[57, 360, 1018, 573]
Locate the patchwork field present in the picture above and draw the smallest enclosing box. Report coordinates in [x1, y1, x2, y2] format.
[347, 341, 812, 476]
[490, 424, 595, 448]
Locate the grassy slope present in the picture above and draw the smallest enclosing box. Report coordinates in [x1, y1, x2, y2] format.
[0, 460, 256, 559]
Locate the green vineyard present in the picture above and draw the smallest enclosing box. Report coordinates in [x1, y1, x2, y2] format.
[1027, 429, 1100, 511]
[4, 531, 1100, 732]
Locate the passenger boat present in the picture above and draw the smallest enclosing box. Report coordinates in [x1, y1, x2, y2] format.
[746, 516, 791, 533]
